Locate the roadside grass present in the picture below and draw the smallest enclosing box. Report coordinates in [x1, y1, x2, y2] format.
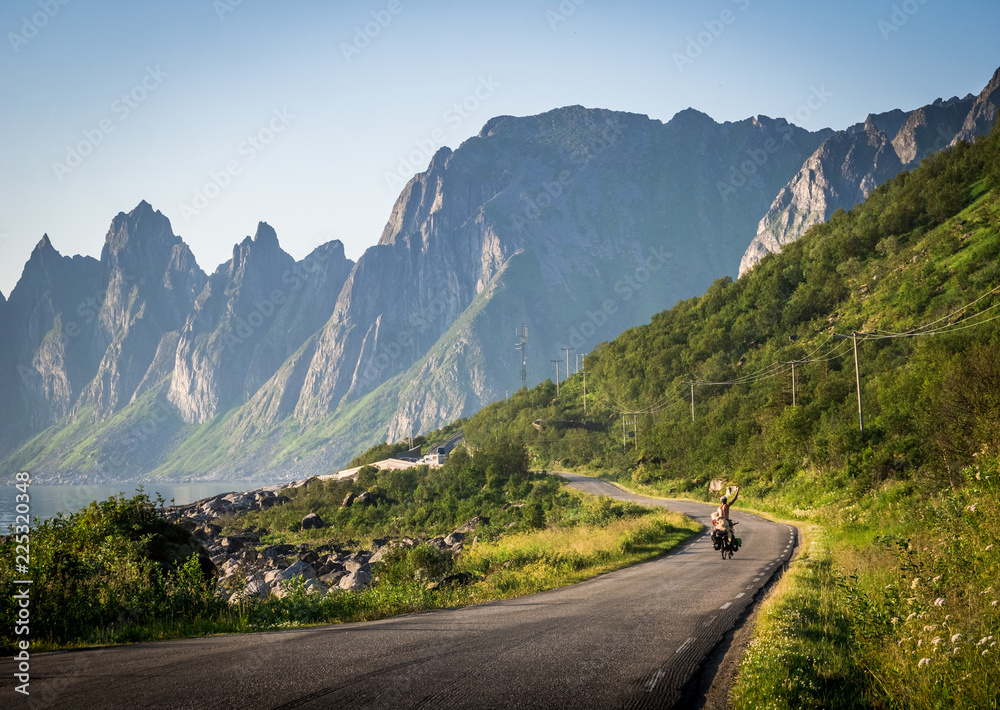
[730, 528, 871, 710]
[731, 457, 1000, 710]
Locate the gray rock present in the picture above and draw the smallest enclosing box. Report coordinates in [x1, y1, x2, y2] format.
[319, 570, 347, 586]
[279, 560, 316, 582]
[339, 568, 372, 591]
[301, 513, 325, 530]
[454, 517, 489, 534]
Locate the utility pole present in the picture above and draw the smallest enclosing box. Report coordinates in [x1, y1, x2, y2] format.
[833, 332, 875, 431]
[582, 370, 587, 416]
[622, 413, 627, 453]
[514, 324, 527, 390]
[683, 382, 695, 421]
[778, 361, 805, 406]
[551, 359, 561, 396]
[562, 347, 574, 379]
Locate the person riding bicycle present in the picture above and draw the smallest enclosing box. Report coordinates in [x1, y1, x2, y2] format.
[712, 487, 740, 548]
[718, 486, 739, 523]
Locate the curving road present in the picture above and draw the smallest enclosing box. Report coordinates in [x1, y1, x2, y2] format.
[1, 473, 796, 709]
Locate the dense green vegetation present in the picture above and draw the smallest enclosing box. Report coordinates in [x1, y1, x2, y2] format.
[0, 490, 222, 650]
[234, 437, 624, 544]
[463, 124, 1000, 708]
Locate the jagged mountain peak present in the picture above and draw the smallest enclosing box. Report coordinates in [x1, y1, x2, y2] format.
[103, 200, 177, 255]
[34, 233, 56, 253]
[252, 221, 279, 246]
[953, 66, 1000, 144]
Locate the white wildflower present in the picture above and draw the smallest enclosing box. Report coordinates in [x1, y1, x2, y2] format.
[934, 598, 946, 606]
[918, 657, 931, 667]
[932, 637, 942, 646]
[911, 577, 921, 589]
[951, 633, 962, 643]
[932, 575, 942, 583]
[967, 503, 977, 512]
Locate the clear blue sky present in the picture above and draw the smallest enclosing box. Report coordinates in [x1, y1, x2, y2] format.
[1, 0, 997, 296]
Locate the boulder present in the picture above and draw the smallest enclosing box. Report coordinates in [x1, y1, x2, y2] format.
[444, 532, 465, 547]
[355, 491, 376, 506]
[339, 568, 373, 591]
[303, 578, 326, 596]
[264, 569, 284, 585]
[301, 513, 325, 530]
[427, 537, 448, 550]
[341, 493, 357, 508]
[319, 570, 347, 586]
[345, 558, 369, 574]
[454, 516, 489, 534]
[298, 549, 320, 565]
[280, 560, 317, 582]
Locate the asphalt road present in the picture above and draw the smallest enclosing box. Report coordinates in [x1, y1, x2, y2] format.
[2, 473, 796, 709]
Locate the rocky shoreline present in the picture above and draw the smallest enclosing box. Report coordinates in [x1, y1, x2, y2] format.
[164, 484, 484, 602]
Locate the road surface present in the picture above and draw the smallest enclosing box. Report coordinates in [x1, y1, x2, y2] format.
[2, 473, 796, 709]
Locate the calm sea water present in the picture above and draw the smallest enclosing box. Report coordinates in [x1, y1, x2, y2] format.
[1, 482, 279, 531]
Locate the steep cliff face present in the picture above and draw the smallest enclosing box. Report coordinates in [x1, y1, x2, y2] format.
[0, 236, 103, 431]
[739, 67, 1000, 276]
[169, 223, 352, 424]
[75, 201, 207, 417]
[954, 66, 1000, 144]
[279, 105, 830, 450]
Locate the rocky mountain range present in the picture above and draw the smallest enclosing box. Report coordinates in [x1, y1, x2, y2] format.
[739, 66, 1000, 276]
[2, 67, 997, 483]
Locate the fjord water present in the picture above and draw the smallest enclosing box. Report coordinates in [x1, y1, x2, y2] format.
[1, 481, 277, 530]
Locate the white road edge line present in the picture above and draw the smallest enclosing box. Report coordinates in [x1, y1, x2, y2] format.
[720, 602, 733, 609]
[735, 592, 746, 599]
[675, 637, 696, 654]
